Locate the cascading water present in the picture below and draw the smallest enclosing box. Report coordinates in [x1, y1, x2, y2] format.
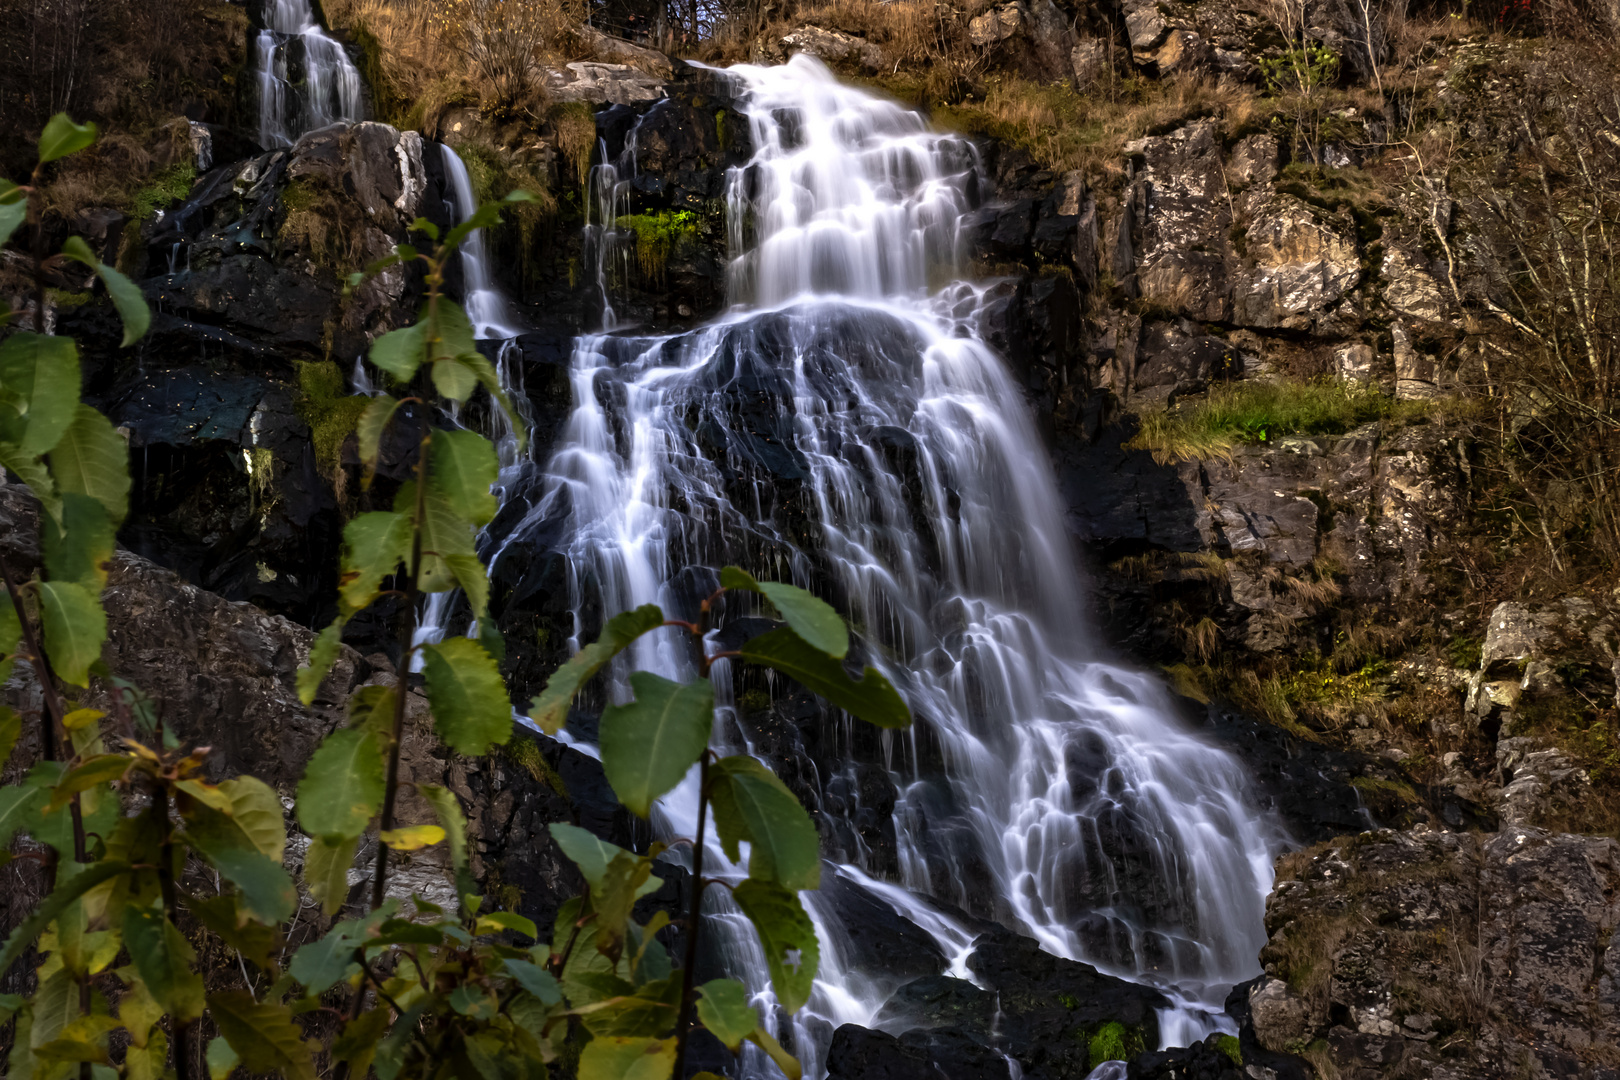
[254, 0, 363, 149]
[493, 55, 1283, 1077]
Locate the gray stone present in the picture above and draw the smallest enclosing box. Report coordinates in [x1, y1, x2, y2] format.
[781, 25, 885, 70]
[968, 4, 1026, 46]
[1233, 195, 1360, 329]
[1070, 39, 1108, 88]
[1227, 134, 1279, 186]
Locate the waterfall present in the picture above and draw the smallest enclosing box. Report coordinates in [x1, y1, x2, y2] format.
[254, 0, 363, 149]
[439, 144, 523, 340]
[494, 55, 1282, 1076]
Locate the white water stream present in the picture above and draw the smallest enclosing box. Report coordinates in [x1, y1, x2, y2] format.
[254, 0, 363, 148]
[455, 55, 1280, 1078]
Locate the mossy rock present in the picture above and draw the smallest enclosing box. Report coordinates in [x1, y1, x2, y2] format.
[1087, 1021, 1145, 1068]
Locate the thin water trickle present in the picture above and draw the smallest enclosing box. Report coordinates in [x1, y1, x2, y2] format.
[489, 54, 1282, 1076]
[254, 0, 362, 149]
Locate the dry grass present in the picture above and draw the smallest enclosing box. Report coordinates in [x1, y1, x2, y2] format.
[933, 72, 1258, 181]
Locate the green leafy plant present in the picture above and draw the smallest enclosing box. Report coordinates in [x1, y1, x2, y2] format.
[0, 118, 911, 1080]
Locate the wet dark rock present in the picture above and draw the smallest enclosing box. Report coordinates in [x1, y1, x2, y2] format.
[873, 976, 998, 1041]
[817, 872, 949, 984]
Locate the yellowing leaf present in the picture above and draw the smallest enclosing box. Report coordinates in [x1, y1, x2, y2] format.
[380, 824, 445, 851]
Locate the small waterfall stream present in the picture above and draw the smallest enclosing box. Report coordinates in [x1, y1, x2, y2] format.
[254, 0, 363, 148]
[482, 55, 1284, 1078]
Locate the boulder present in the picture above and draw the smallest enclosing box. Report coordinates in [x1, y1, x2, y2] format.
[782, 26, 885, 70]
[546, 62, 666, 105]
[969, 4, 1027, 46]
[1129, 121, 1232, 323]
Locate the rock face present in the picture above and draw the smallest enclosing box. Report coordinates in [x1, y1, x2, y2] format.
[1256, 827, 1620, 1080]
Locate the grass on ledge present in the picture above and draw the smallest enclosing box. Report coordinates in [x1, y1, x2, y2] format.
[1126, 379, 1438, 464]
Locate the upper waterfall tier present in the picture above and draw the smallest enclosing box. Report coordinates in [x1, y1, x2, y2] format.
[254, 0, 363, 149]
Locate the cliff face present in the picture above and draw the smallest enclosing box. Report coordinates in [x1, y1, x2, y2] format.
[4, 1, 1619, 1076]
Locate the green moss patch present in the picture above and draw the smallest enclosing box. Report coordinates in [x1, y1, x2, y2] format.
[294, 360, 368, 479]
[1087, 1021, 1145, 1069]
[129, 162, 197, 222]
[617, 211, 699, 282]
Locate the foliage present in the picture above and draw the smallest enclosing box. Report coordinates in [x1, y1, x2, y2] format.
[127, 162, 197, 223]
[293, 360, 371, 480]
[617, 211, 700, 281]
[1125, 378, 1436, 464]
[0, 117, 911, 1080]
[1217, 1034, 1243, 1066]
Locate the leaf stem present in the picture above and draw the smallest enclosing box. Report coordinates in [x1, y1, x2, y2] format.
[370, 430, 427, 913]
[152, 780, 191, 1080]
[670, 751, 711, 1080]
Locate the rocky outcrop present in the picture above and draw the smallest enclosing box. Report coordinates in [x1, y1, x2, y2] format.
[1254, 826, 1620, 1080]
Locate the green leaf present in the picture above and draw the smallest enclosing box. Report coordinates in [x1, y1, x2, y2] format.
[576, 987, 679, 1038]
[528, 604, 666, 735]
[0, 592, 20, 661]
[418, 783, 468, 870]
[122, 903, 205, 1023]
[431, 355, 478, 402]
[302, 835, 356, 916]
[355, 394, 403, 476]
[740, 627, 910, 729]
[219, 775, 287, 861]
[592, 852, 654, 961]
[295, 620, 344, 706]
[205, 1036, 240, 1080]
[0, 332, 80, 455]
[599, 672, 713, 818]
[421, 637, 511, 755]
[708, 755, 820, 890]
[296, 728, 385, 840]
[720, 567, 848, 658]
[442, 205, 502, 255]
[338, 511, 412, 616]
[43, 492, 113, 590]
[456, 350, 525, 451]
[288, 929, 361, 996]
[379, 824, 442, 851]
[410, 217, 440, 241]
[449, 984, 498, 1019]
[0, 441, 60, 522]
[578, 1036, 676, 1080]
[0, 780, 43, 848]
[415, 468, 477, 595]
[208, 992, 317, 1080]
[475, 910, 537, 938]
[59, 236, 149, 346]
[38, 579, 105, 686]
[696, 979, 759, 1050]
[346, 683, 397, 740]
[182, 894, 280, 970]
[369, 321, 426, 383]
[37, 114, 97, 163]
[0, 197, 23, 251]
[426, 299, 477, 363]
[547, 823, 661, 899]
[731, 879, 820, 1015]
[503, 959, 562, 1004]
[47, 753, 130, 811]
[48, 404, 130, 525]
[183, 809, 297, 925]
[332, 1009, 390, 1079]
[0, 862, 127, 983]
[428, 427, 498, 527]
